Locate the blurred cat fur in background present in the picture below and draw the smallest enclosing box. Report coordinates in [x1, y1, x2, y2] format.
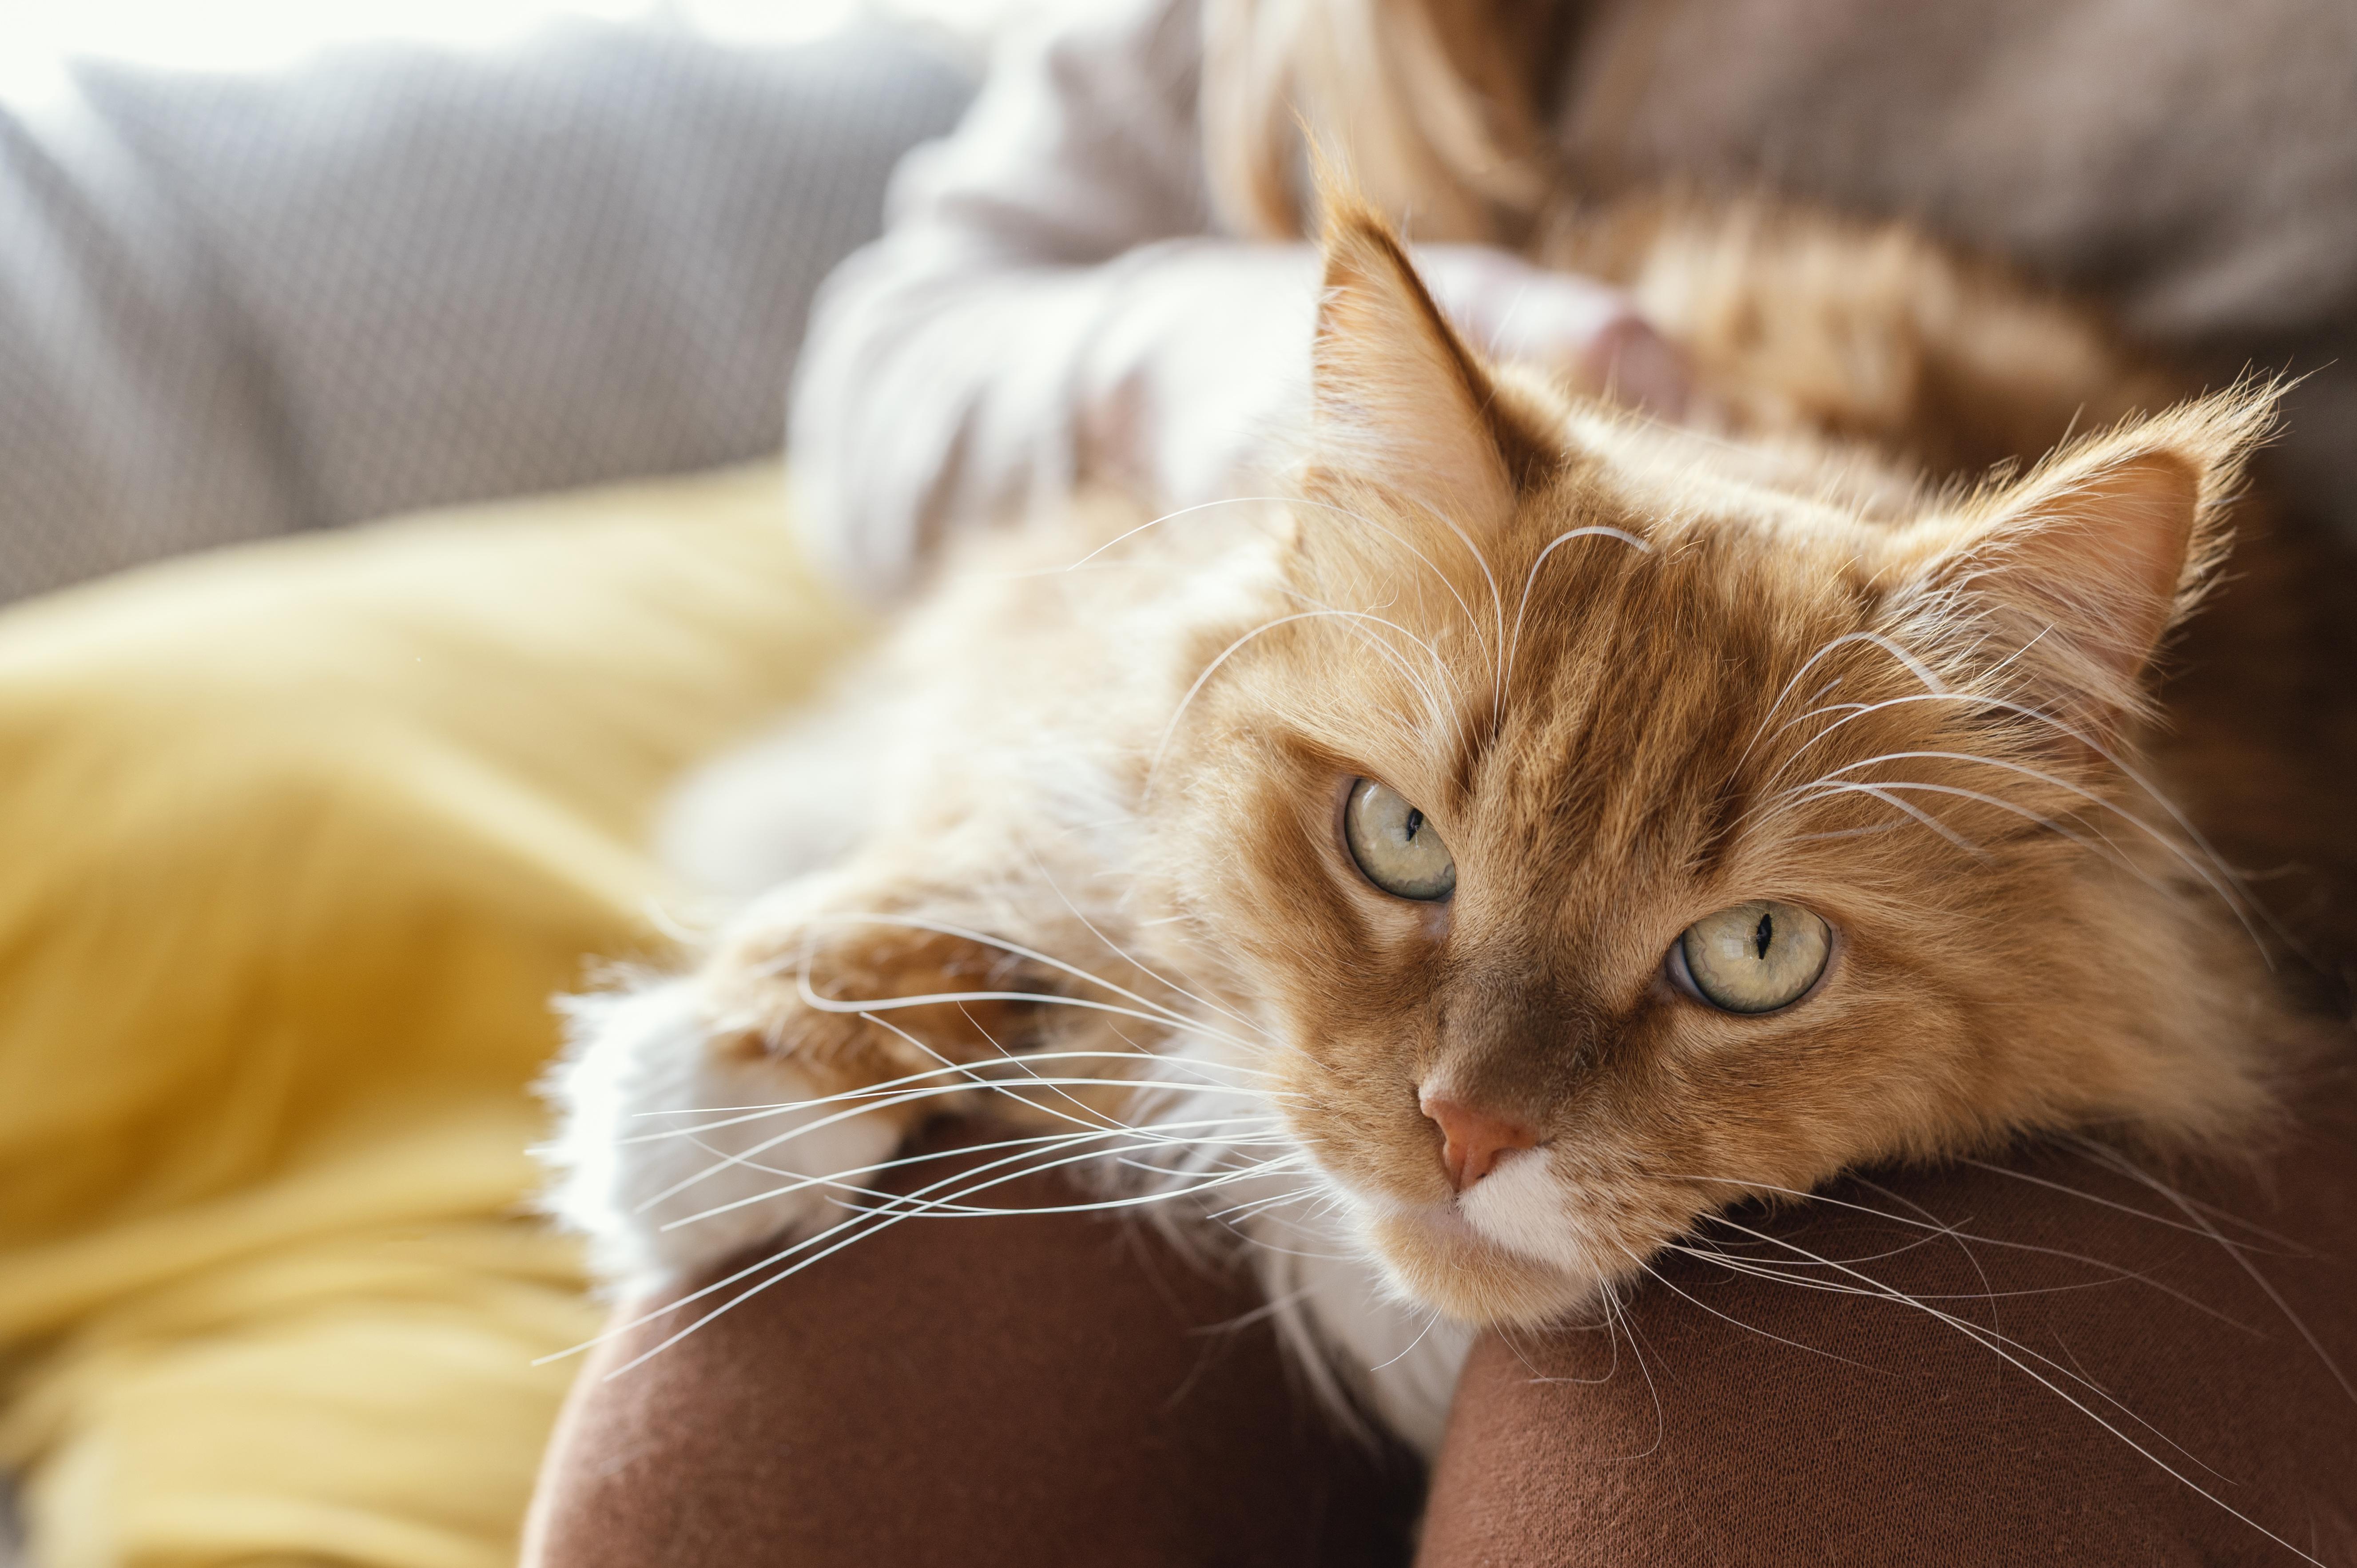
[545, 185, 2356, 1454]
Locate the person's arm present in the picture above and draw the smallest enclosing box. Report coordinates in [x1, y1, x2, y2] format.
[788, 0, 1273, 597]
[787, 0, 1685, 599]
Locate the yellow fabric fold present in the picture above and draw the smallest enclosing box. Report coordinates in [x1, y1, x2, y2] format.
[0, 466, 866, 1565]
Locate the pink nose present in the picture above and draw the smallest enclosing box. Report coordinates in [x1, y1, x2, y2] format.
[1419, 1091, 1540, 1192]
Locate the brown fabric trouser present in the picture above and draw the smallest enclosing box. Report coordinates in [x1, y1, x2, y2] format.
[529, 1076, 2357, 1567]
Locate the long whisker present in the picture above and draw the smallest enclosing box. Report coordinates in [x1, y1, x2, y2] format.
[1204, 1184, 1324, 1224]
[1767, 777, 2126, 869]
[1052, 494, 1299, 572]
[634, 1066, 1292, 1213]
[663, 1120, 1268, 1230]
[1737, 630, 1950, 770]
[668, 1124, 1303, 1232]
[1016, 844, 1272, 1044]
[1368, 1306, 1446, 1372]
[1851, 1174, 2005, 1346]
[2063, 1134, 2357, 1409]
[1663, 1174, 2260, 1333]
[1302, 496, 1496, 668]
[577, 1134, 1311, 1377]
[1143, 607, 1463, 799]
[789, 970, 1266, 1062]
[1625, 1246, 1882, 1371]
[1501, 526, 1652, 714]
[1601, 1286, 1666, 1458]
[1953, 1155, 2299, 1250]
[1759, 745, 2263, 941]
[1771, 774, 2267, 955]
[1776, 779, 1989, 855]
[1357, 502, 1480, 674]
[1694, 1214, 2323, 1561]
[1670, 1236, 2237, 1486]
[623, 1049, 1277, 1143]
[1753, 689, 2268, 942]
[1278, 584, 1457, 747]
[777, 911, 1210, 1039]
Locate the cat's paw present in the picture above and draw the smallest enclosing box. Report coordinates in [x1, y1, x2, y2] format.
[538, 977, 903, 1297]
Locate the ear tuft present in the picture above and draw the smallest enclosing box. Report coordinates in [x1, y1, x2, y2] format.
[1308, 190, 1558, 533]
[1888, 383, 2279, 742]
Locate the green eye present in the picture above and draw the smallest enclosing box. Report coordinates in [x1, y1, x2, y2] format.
[1343, 778, 1456, 901]
[1677, 901, 1831, 1013]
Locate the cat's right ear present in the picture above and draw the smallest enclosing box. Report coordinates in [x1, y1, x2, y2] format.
[1306, 198, 1558, 535]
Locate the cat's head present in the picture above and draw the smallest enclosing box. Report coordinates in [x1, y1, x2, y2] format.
[1145, 201, 2285, 1326]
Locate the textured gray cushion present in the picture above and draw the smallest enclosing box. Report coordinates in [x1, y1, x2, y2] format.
[0, 21, 974, 603]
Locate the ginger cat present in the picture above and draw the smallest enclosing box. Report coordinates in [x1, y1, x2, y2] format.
[546, 190, 2350, 1451]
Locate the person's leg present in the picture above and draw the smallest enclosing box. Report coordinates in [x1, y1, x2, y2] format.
[527, 1082, 2357, 1567]
[526, 1119, 1422, 1568]
[1415, 1075, 2357, 1566]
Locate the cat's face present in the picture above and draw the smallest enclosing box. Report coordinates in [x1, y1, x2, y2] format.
[1144, 205, 2277, 1326]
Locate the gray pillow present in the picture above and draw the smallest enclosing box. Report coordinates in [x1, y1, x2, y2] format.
[0, 20, 974, 603]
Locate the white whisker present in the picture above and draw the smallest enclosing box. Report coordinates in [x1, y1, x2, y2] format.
[1683, 1213, 2313, 1540]
[1144, 607, 1462, 799]
[1502, 525, 1653, 711]
[1737, 630, 1949, 770]
[1018, 843, 1273, 1044]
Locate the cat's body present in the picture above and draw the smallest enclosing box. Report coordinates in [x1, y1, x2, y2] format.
[546, 191, 2352, 1453]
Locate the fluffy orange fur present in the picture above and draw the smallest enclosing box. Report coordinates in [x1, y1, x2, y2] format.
[574, 189, 2350, 1351]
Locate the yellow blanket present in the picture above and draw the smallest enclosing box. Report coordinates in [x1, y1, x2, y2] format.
[0, 467, 866, 1567]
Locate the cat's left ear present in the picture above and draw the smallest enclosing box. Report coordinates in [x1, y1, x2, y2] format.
[1305, 198, 1560, 533]
[1884, 388, 2276, 737]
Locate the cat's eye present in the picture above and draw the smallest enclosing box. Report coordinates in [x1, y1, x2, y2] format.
[1343, 778, 1456, 901]
[1675, 900, 1831, 1013]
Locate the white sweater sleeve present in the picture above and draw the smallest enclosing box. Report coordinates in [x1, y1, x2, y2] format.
[787, 0, 1321, 598]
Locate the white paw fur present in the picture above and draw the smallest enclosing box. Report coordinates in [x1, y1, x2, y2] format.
[539, 978, 900, 1298]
